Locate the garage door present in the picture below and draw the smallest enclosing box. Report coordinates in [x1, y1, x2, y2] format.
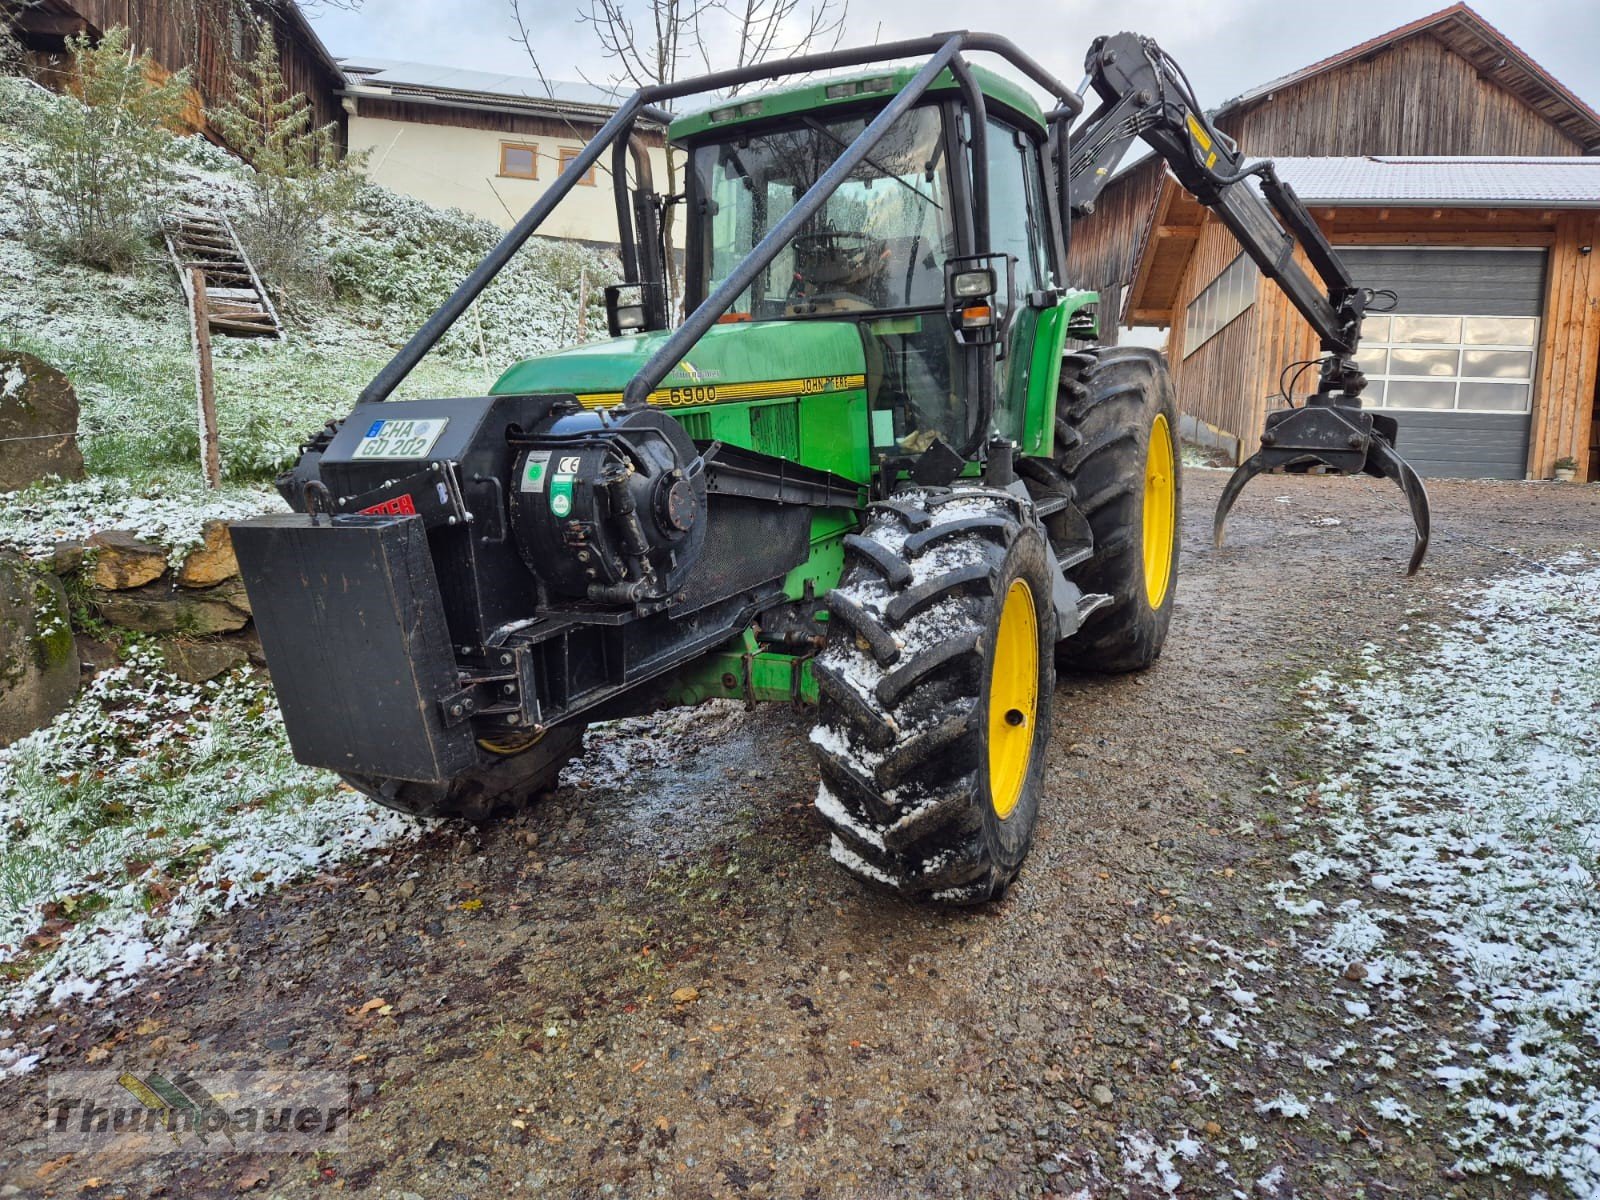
[1341, 247, 1545, 479]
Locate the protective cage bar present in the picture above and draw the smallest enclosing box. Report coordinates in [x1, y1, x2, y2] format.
[358, 31, 1084, 410]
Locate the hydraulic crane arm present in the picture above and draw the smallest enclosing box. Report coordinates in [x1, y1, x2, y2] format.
[1065, 32, 1430, 574]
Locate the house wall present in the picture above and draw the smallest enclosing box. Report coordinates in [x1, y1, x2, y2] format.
[1528, 211, 1600, 481]
[1164, 218, 1270, 452]
[346, 111, 678, 247]
[1222, 34, 1584, 159]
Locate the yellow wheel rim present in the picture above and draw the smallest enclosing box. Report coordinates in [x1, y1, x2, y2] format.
[987, 578, 1039, 821]
[1142, 412, 1176, 610]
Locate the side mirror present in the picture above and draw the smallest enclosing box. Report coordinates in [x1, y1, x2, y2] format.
[944, 254, 1013, 346]
[604, 282, 664, 337]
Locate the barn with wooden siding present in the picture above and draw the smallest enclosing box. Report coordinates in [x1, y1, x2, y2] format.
[1068, 3, 1600, 482]
[6, 0, 346, 153]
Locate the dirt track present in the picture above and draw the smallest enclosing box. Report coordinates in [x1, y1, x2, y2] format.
[3, 470, 1597, 1199]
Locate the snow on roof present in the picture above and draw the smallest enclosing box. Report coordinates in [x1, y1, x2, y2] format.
[338, 56, 630, 114]
[1267, 155, 1600, 207]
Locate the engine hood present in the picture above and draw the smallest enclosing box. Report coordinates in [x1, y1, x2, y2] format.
[490, 319, 867, 404]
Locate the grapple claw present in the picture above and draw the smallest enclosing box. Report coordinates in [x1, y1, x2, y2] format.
[1362, 434, 1431, 575]
[1213, 448, 1290, 550]
[1210, 397, 1432, 574]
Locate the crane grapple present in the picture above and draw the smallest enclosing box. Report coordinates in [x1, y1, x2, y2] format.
[1214, 396, 1431, 574]
[1070, 32, 1432, 574]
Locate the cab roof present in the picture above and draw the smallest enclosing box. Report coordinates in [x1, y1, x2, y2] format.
[668, 63, 1047, 142]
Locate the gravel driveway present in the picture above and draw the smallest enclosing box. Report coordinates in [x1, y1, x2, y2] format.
[3, 469, 1596, 1200]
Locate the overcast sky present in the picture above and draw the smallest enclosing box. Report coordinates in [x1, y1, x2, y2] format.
[304, 0, 1600, 122]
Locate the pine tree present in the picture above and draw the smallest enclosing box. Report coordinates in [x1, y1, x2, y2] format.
[212, 31, 363, 304]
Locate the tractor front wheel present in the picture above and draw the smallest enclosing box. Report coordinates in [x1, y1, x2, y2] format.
[810, 489, 1056, 904]
[341, 720, 587, 821]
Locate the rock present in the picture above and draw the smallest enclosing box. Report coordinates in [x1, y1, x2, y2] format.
[48, 540, 86, 575]
[0, 551, 78, 746]
[1089, 1084, 1114, 1108]
[207, 575, 252, 616]
[88, 530, 168, 590]
[0, 351, 84, 492]
[74, 632, 119, 678]
[92, 581, 249, 635]
[177, 520, 239, 588]
[158, 638, 249, 683]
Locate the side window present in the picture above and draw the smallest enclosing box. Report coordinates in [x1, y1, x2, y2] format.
[983, 119, 1041, 302]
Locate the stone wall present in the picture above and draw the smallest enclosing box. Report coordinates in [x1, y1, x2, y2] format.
[71, 520, 259, 682]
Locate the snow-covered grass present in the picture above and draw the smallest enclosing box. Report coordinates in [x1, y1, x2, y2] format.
[0, 476, 281, 561]
[0, 73, 617, 524]
[1278, 560, 1600, 1194]
[0, 642, 425, 1045]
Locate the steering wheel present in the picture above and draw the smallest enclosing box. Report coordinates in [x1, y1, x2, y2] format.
[788, 230, 885, 310]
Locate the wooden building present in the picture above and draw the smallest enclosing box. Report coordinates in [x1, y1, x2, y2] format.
[6, 0, 346, 152]
[1069, 3, 1600, 481]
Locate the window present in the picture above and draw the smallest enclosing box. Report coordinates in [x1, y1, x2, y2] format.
[559, 146, 596, 186]
[984, 119, 1044, 301]
[1355, 313, 1537, 412]
[1184, 253, 1259, 357]
[690, 104, 954, 316]
[500, 142, 538, 180]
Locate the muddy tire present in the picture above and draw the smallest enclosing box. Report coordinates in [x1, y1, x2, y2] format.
[810, 489, 1056, 904]
[342, 720, 587, 821]
[1022, 345, 1180, 673]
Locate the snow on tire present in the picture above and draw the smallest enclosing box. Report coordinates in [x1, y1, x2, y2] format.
[810, 488, 1055, 904]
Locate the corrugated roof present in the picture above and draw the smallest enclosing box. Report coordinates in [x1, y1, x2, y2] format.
[1268, 155, 1600, 207]
[338, 56, 629, 114]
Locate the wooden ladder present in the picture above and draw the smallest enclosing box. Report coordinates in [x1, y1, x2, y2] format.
[162, 209, 283, 340]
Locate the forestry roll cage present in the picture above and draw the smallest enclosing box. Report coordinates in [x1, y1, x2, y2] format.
[357, 31, 1084, 465]
[357, 27, 1429, 574]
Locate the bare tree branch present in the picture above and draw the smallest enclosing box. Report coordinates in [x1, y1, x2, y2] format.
[509, 0, 850, 310]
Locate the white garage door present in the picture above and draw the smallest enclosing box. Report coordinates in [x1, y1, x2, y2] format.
[1341, 247, 1545, 479]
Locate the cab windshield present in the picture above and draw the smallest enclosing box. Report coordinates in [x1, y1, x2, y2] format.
[691, 105, 954, 319]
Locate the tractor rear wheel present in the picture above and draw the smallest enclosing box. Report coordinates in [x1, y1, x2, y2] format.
[341, 720, 587, 822]
[1022, 345, 1180, 673]
[811, 489, 1055, 904]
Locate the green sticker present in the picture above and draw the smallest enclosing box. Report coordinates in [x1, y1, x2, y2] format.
[520, 451, 551, 493]
[550, 476, 574, 517]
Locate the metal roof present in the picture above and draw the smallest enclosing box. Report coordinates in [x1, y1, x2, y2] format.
[1267, 155, 1600, 208]
[338, 56, 630, 116]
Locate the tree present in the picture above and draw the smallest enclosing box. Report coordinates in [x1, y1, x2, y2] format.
[211, 29, 363, 305]
[510, 0, 848, 310]
[21, 27, 191, 271]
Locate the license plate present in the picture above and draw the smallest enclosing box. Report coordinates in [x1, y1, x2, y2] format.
[352, 418, 449, 460]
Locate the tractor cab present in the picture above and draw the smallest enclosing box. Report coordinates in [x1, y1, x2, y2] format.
[659, 66, 1074, 469]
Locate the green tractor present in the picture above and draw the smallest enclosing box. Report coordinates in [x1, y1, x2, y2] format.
[232, 31, 1426, 904]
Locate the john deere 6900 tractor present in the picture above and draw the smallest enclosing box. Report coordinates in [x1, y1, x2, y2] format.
[232, 31, 1430, 903]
